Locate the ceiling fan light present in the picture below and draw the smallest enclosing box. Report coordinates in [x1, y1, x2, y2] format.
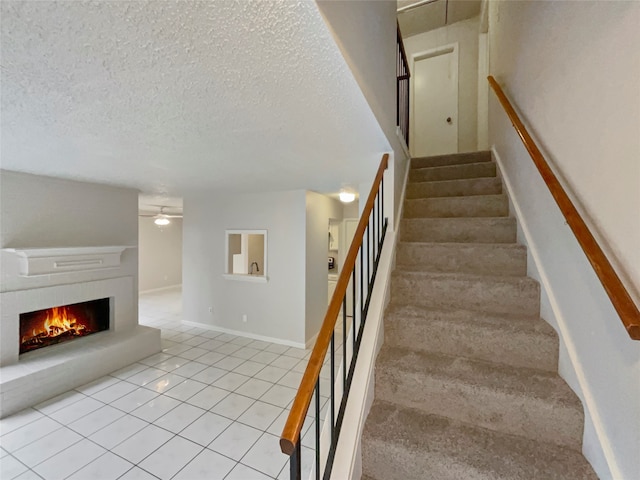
[154, 217, 170, 226]
[339, 190, 356, 203]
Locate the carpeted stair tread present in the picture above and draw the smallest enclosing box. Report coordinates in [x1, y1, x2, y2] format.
[401, 217, 516, 243]
[384, 305, 558, 371]
[362, 401, 597, 480]
[374, 344, 584, 450]
[404, 194, 508, 218]
[410, 162, 496, 183]
[407, 177, 502, 199]
[391, 270, 540, 316]
[396, 242, 527, 277]
[411, 151, 492, 169]
[376, 346, 571, 400]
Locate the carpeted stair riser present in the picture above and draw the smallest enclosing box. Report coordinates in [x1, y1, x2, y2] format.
[375, 347, 583, 449]
[396, 242, 527, 277]
[410, 162, 496, 183]
[401, 217, 516, 243]
[384, 305, 558, 371]
[362, 402, 598, 480]
[404, 194, 508, 218]
[406, 177, 503, 199]
[391, 271, 540, 317]
[411, 151, 492, 169]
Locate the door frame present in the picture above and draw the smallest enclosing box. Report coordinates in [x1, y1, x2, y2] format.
[410, 42, 460, 156]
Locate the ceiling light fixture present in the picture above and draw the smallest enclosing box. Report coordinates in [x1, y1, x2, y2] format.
[154, 216, 170, 226]
[339, 190, 356, 203]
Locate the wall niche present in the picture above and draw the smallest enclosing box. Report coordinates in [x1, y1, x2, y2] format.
[224, 230, 268, 283]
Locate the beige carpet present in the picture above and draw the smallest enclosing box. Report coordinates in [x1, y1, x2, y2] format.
[361, 151, 597, 480]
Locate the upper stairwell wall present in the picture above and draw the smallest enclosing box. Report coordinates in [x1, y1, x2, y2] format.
[488, 2, 640, 478]
[316, 0, 408, 221]
[403, 16, 481, 154]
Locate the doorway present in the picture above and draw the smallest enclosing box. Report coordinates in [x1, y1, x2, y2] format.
[411, 44, 459, 157]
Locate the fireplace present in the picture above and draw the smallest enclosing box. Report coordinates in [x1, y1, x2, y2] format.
[20, 298, 110, 354]
[1, 245, 162, 419]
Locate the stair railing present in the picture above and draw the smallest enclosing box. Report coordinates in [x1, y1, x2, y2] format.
[488, 76, 640, 340]
[280, 153, 389, 479]
[397, 23, 410, 146]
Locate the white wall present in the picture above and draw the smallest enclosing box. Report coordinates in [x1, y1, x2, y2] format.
[404, 16, 480, 153]
[139, 217, 182, 292]
[315, 0, 408, 222]
[342, 201, 359, 219]
[488, 2, 640, 478]
[306, 192, 344, 343]
[0, 170, 138, 296]
[182, 190, 307, 346]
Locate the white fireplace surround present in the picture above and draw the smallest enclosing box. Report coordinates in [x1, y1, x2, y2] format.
[0, 246, 161, 418]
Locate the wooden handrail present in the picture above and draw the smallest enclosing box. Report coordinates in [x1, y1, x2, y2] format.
[280, 153, 389, 455]
[488, 76, 640, 340]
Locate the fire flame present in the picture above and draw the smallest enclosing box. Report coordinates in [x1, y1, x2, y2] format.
[21, 306, 87, 344]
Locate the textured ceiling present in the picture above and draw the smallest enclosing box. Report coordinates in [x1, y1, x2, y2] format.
[398, 0, 481, 37]
[1, 1, 389, 197]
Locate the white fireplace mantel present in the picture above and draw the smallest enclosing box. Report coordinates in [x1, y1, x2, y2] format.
[0, 244, 161, 418]
[3, 246, 135, 277]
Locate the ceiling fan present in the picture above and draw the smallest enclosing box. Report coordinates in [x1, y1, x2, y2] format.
[138, 206, 183, 226]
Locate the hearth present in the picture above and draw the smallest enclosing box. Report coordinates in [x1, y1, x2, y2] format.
[20, 298, 110, 354]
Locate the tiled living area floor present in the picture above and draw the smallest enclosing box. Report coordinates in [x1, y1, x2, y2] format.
[1, 287, 330, 480]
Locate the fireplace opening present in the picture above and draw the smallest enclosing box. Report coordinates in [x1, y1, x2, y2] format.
[19, 298, 110, 354]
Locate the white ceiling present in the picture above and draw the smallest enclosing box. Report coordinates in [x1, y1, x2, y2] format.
[1, 1, 389, 201]
[398, 0, 482, 38]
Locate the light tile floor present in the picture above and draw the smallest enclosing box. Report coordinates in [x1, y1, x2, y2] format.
[0, 288, 337, 480]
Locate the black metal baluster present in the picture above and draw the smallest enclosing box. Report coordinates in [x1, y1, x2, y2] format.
[381, 176, 384, 228]
[315, 381, 320, 480]
[352, 268, 356, 352]
[366, 223, 370, 300]
[359, 245, 363, 326]
[330, 332, 335, 443]
[291, 439, 301, 480]
[373, 203, 376, 265]
[342, 296, 347, 391]
[376, 192, 382, 249]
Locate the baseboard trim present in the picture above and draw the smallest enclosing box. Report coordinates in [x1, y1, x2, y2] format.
[139, 284, 182, 295]
[492, 146, 618, 479]
[181, 320, 307, 350]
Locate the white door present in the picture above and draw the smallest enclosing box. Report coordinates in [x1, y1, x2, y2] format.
[412, 46, 459, 156]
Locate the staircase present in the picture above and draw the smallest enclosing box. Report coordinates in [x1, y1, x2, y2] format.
[361, 151, 597, 479]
